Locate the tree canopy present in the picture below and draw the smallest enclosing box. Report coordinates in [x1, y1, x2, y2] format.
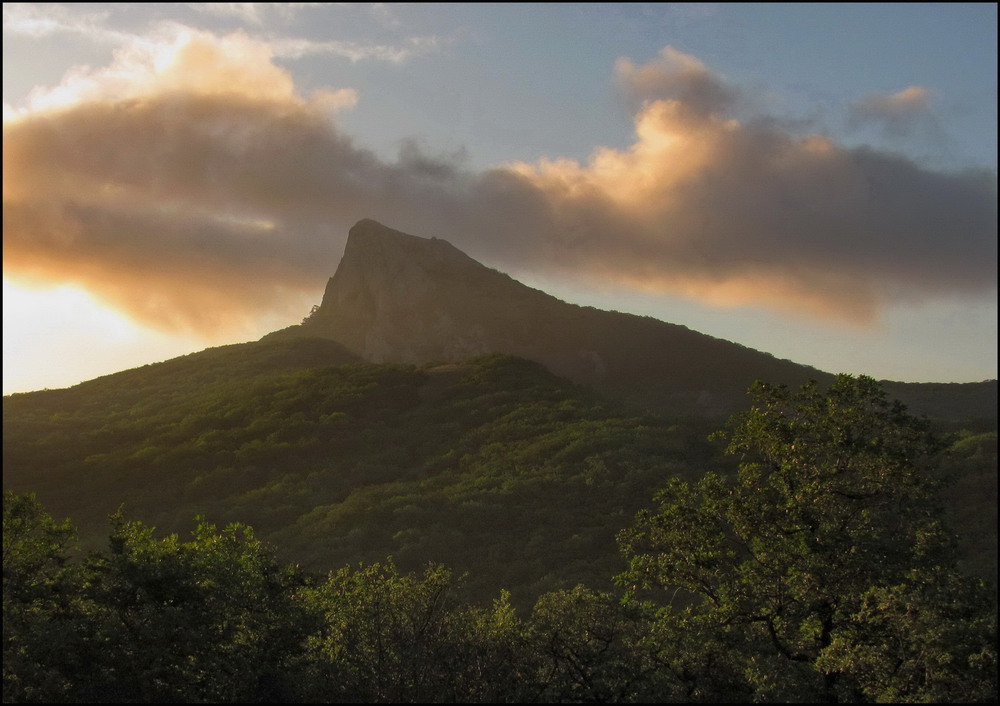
[4, 375, 996, 702]
[617, 375, 997, 702]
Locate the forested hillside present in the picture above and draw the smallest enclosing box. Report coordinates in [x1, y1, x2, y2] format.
[5, 374, 996, 702]
[3, 338, 725, 607]
[5, 337, 996, 606]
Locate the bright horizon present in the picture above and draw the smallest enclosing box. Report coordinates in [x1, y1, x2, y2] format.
[4, 4, 997, 395]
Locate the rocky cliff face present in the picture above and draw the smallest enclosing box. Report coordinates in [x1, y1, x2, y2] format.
[270, 219, 996, 418]
[274, 219, 822, 413]
[304, 218, 571, 366]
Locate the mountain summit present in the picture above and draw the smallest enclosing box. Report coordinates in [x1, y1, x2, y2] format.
[302, 218, 560, 365]
[270, 220, 995, 417]
[269, 219, 826, 413]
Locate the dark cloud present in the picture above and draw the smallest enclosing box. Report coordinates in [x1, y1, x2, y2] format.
[3, 34, 996, 335]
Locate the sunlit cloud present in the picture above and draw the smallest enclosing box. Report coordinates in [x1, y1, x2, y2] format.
[506, 56, 994, 322]
[848, 85, 942, 140]
[13, 26, 331, 113]
[615, 45, 738, 118]
[4, 33, 995, 338]
[3, 28, 367, 335]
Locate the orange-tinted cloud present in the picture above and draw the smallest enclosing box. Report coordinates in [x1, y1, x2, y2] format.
[848, 86, 935, 138]
[615, 46, 738, 118]
[3, 29, 370, 334]
[4, 34, 996, 336]
[503, 74, 996, 322]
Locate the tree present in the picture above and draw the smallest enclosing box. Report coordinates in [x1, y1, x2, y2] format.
[300, 559, 476, 703]
[3, 492, 83, 703]
[78, 513, 315, 702]
[527, 584, 668, 703]
[617, 375, 997, 702]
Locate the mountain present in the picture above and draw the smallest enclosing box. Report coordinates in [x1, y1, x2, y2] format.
[3, 343, 994, 611]
[3, 345, 728, 607]
[3, 220, 995, 608]
[269, 219, 996, 420]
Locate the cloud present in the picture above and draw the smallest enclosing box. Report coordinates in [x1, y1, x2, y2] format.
[3, 3, 128, 44]
[268, 35, 441, 63]
[186, 3, 321, 26]
[848, 86, 940, 139]
[4, 36, 996, 338]
[3, 4, 442, 66]
[504, 75, 996, 321]
[3, 29, 373, 333]
[615, 46, 738, 118]
[12, 27, 314, 114]
[369, 3, 403, 29]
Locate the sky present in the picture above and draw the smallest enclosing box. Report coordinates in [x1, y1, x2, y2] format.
[3, 3, 997, 395]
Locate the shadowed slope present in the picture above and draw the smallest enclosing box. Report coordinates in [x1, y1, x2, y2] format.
[271, 219, 995, 419]
[271, 219, 828, 414]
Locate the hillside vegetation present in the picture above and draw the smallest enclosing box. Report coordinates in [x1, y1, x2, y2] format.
[4, 339, 728, 607]
[5, 373, 996, 702]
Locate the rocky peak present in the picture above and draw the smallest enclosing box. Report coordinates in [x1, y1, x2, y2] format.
[322, 220, 486, 309]
[304, 219, 547, 364]
[276, 219, 841, 415]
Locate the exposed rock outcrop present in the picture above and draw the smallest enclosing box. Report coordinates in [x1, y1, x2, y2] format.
[305, 218, 536, 364]
[271, 220, 821, 413]
[270, 219, 997, 418]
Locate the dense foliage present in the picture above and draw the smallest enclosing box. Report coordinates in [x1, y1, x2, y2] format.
[4, 342, 721, 607]
[617, 376, 997, 702]
[4, 375, 995, 702]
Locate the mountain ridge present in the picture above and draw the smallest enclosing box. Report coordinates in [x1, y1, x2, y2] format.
[268, 219, 996, 419]
[5, 219, 996, 605]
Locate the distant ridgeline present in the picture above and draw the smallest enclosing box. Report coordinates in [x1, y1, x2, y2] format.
[268, 219, 997, 420]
